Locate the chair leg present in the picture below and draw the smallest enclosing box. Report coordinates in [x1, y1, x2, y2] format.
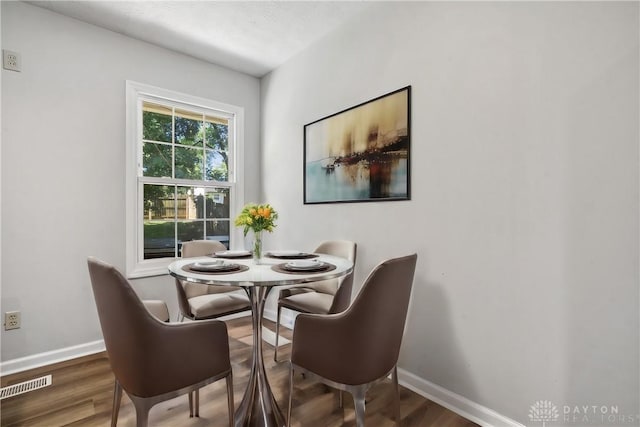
[135, 408, 149, 427]
[274, 304, 282, 362]
[188, 392, 194, 417]
[392, 366, 401, 426]
[111, 380, 123, 427]
[194, 389, 200, 417]
[129, 397, 151, 427]
[286, 364, 295, 427]
[226, 373, 235, 427]
[339, 390, 344, 408]
[352, 389, 366, 427]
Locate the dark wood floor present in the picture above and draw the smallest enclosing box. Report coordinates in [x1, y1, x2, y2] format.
[1, 317, 478, 427]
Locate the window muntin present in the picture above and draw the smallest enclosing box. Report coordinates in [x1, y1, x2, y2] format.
[126, 81, 244, 278]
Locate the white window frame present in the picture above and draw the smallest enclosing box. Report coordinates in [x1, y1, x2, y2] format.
[125, 81, 245, 278]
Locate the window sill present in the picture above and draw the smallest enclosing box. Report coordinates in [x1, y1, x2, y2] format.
[127, 259, 175, 279]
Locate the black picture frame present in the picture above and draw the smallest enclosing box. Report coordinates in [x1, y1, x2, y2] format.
[303, 86, 411, 204]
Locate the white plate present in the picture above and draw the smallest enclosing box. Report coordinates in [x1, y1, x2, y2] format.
[285, 260, 323, 270]
[269, 250, 305, 256]
[215, 250, 251, 257]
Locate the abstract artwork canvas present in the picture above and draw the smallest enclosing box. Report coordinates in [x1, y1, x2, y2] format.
[304, 86, 411, 204]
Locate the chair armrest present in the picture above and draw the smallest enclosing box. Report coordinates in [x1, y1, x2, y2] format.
[142, 300, 170, 322]
[119, 318, 230, 397]
[292, 310, 395, 386]
[174, 279, 194, 318]
[291, 312, 361, 383]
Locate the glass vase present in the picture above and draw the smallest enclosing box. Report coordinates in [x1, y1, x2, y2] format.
[252, 230, 263, 264]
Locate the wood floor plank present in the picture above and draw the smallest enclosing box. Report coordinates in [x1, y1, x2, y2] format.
[1, 317, 478, 427]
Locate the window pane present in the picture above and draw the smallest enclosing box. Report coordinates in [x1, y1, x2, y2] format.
[204, 119, 228, 150]
[144, 184, 175, 219]
[177, 221, 205, 244]
[206, 220, 230, 248]
[205, 187, 230, 218]
[175, 109, 203, 146]
[175, 146, 203, 180]
[143, 103, 172, 143]
[175, 186, 190, 220]
[143, 142, 172, 177]
[143, 184, 176, 259]
[206, 150, 228, 181]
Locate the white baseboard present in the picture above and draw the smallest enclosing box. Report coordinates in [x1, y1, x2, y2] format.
[218, 311, 252, 322]
[397, 368, 524, 427]
[1, 340, 106, 377]
[263, 307, 296, 329]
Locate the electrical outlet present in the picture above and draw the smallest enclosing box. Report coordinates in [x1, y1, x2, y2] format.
[3, 50, 21, 72]
[4, 311, 21, 330]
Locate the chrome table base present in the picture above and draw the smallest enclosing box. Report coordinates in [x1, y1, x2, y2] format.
[235, 286, 286, 427]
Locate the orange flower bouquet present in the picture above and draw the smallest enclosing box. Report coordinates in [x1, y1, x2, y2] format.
[234, 203, 278, 262]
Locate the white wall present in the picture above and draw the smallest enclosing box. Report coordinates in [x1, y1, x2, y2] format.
[1, 2, 260, 363]
[261, 2, 639, 425]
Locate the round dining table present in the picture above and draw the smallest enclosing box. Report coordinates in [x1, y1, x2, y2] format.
[168, 252, 354, 427]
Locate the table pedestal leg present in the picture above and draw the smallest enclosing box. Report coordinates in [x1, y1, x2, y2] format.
[235, 286, 286, 427]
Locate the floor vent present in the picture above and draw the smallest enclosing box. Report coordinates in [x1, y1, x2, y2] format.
[0, 374, 52, 400]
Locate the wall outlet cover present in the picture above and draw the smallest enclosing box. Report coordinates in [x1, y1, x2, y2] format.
[3, 50, 21, 72]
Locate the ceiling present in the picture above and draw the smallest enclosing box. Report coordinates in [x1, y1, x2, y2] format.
[28, 1, 374, 77]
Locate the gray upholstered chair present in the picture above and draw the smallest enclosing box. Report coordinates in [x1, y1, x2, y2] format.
[286, 254, 418, 427]
[274, 240, 357, 362]
[87, 257, 234, 427]
[175, 240, 251, 321]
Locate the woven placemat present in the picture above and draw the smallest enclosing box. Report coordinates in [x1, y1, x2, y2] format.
[271, 262, 336, 275]
[182, 263, 249, 275]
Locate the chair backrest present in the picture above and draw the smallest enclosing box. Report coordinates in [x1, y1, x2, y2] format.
[309, 241, 357, 311]
[89, 257, 231, 401]
[87, 257, 166, 396]
[180, 240, 229, 299]
[315, 240, 356, 261]
[328, 254, 417, 384]
[181, 240, 227, 258]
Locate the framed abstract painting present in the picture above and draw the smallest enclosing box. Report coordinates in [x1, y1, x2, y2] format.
[303, 86, 411, 204]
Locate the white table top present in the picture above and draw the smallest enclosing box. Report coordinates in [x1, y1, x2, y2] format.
[168, 253, 353, 287]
